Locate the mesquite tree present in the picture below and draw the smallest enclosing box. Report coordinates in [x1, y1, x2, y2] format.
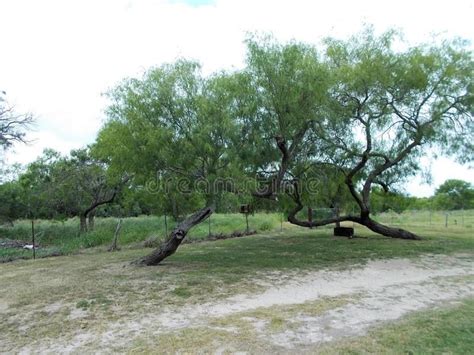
[434, 179, 474, 210]
[234, 31, 472, 240]
[95, 60, 245, 264]
[20, 148, 127, 231]
[236, 36, 331, 200]
[96, 29, 473, 265]
[286, 31, 473, 238]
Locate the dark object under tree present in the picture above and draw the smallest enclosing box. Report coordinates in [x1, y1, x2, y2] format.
[334, 227, 354, 238]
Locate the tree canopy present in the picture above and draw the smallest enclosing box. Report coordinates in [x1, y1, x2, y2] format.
[282, 29, 473, 238]
[0, 28, 472, 263]
[94, 60, 244, 216]
[93, 28, 472, 243]
[15, 148, 128, 231]
[434, 179, 474, 210]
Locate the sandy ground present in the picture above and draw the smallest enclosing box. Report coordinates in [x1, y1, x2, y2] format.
[13, 253, 474, 353]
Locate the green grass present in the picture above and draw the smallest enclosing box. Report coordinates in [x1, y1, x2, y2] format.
[2, 210, 473, 263]
[0, 246, 62, 263]
[0, 213, 283, 262]
[321, 298, 474, 354]
[0, 224, 472, 353]
[1, 227, 472, 308]
[373, 209, 474, 229]
[166, 226, 474, 275]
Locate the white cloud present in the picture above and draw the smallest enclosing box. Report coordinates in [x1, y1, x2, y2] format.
[0, 0, 472, 195]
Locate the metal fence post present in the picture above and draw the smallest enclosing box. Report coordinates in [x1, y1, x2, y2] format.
[208, 214, 212, 237]
[31, 220, 36, 260]
[308, 207, 313, 229]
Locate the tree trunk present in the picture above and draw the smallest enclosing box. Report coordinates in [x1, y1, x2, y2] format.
[108, 218, 122, 252]
[88, 211, 95, 231]
[360, 217, 420, 240]
[287, 199, 421, 240]
[134, 206, 213, 266]
[80, 215, 87, 233]
[334, 204, 341, 228]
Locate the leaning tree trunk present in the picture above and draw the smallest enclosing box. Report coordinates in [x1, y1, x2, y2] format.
[361, 217, 420, 240]
[135, 206, 213, 266]
[287, 197, 421, 240]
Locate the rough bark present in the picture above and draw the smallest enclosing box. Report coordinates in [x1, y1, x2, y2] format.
[108, 218, 122, 252]
[361, 217, 420, 240]
[286, 183, 420, 240]
[288, 204, 420, 240]
[334, 204, 341, 228]
[135, 206, 213, 266]
[252, 129, 308, 199]
[79, 174, 130, 233]
[283, 120, 422, 240]
[83, 189, 118, 225]
[88, 211, 95, 231]
[79, 215, 87, 233]
[288, 211, 360, 228]
[253, 135, 420, 240]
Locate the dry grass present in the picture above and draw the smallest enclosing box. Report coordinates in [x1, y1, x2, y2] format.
[1, 225, 473, 353]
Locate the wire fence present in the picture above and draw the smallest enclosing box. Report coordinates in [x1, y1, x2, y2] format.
[304, 208, 474, 230]
[372, 209, 474, 229]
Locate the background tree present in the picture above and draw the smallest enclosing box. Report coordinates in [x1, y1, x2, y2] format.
[20, 148, 127, 231]
[0, 180, 25, 224]
[0, 91, 34, 162]
[64, 148, 129, 232]
[19, 149, 63, 219]
[0, 163, 26, 223]
[433, 179, 474, 210]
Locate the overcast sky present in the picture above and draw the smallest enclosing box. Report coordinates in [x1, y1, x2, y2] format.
[1, 0, 473, 196]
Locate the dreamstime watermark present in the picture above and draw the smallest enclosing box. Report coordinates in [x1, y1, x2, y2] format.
[144, 174, 322, 196]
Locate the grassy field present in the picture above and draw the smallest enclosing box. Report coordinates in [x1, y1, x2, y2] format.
[1, 210, 472, 263]
[0, 218, 473, 353]
[373, 209, 474, 229]
[0, 213, 282, 262]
